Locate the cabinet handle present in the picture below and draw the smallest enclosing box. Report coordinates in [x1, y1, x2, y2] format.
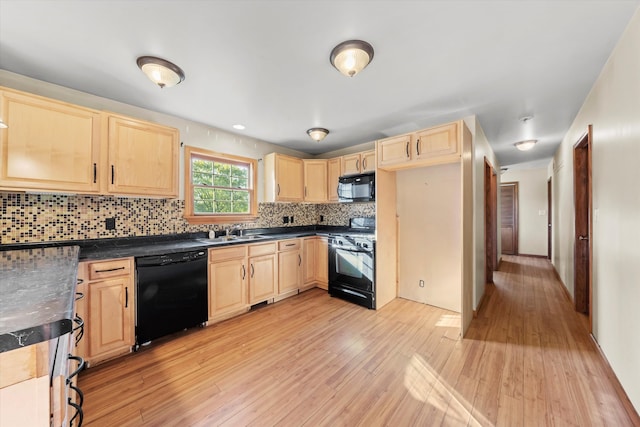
[363, 158, 367, 170]
[111, 165, 115, 184]
[242, 265, 246, 280]
[125, 287, 129, 308]
[356, 159, 360, 171]
[286, 243, 296, 247]
[305, 186, 307, 197]
[405, 141, 410, 158]
[277, 184, 280, 195]
[251, 264, 255, 278]
[75, 292, 84, 301]
[94, 266, 125, 273]
[416, 138, 420, 156]
[298, 254, 302, 266]
[93, 163, 97, 184]
[76, 278, 84, 285]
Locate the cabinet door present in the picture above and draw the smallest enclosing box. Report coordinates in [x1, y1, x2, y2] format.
[342, 153, 361, 176]
[88, 276, 133, 358]
[377, 134, 412, 168]
[302, 238, 316, 285]
[414, 122, 459, 160]
[0, 89, 101, 193]
[278, 249, 301, 295]
[209, 257, 247, 320]
[327, 157, 341, 202]
[361, 150, 376, 173]
[275, 154, 304, 201]
[249, 254, 276, 304]
[303, 159, 328, 202]
[108, 115, 179, 197]
[315, 237, 329, 289]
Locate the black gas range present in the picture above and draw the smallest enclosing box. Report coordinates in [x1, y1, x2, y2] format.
[328, 217, 376, 309]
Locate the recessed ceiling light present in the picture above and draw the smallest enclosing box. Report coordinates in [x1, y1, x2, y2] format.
[232, 124, 246, 130]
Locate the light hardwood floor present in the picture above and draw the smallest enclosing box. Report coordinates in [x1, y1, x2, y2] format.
[79, 256, 640, 426]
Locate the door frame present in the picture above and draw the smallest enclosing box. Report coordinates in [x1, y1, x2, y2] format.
[547, 177, 552, 260]
[573, 125, 593, 330]
[484, 158, 498, 283]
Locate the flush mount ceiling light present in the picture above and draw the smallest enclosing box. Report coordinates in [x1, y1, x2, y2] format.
[232, 124, 246, 130]
[514, 139, 538, 151]
[136, 56, 185, 88]
[330, 40, 374, 77]
[307, 127, 329, 142]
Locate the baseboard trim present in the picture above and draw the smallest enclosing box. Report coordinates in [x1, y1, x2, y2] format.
[552, 264, 573, 304]
[589, 335, 640, 425]
[518, 253, 548, 258]
[473, 289, 487, 318]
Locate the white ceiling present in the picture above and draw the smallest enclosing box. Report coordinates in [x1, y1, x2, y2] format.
[1, 1, 638, 167]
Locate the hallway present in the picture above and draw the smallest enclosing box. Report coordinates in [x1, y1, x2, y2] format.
[466, 255, 639, 426]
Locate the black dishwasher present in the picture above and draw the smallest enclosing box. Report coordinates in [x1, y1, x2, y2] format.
[135, 250, 208, 347]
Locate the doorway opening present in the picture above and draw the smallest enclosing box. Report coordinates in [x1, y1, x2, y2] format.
[548, 177, 552, 260]
[500, 182, 518, 255]
[484, 158, 498, 283]
[573, 125, 593, 331]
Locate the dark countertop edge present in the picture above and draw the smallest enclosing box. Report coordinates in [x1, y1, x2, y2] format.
[0, 318, 72, 353]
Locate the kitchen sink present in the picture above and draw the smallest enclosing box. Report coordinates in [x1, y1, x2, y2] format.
[195, 235, 266, 245]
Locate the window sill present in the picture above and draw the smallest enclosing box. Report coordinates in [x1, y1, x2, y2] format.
[184, 215, 258, 225]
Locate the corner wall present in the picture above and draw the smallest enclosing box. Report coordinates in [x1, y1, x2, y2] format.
[550, 8, 640, 411]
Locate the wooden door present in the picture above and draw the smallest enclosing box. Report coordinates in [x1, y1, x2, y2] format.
[327, 157, 341, 202]
[278, 249, 301, 295]
[248, 254, 276, 304]
[303, 160, 327, 202]
[501, 183, 518, 255]
[484, 158, 498, 283]
[208, 257, 247, 319]
[108, 115, 178, 197]
[275, 154, 304, 201]
[316, 237, 329, 289]
[302, 238, 316, 285]
[0, 89, 101, 193]
[88, 277, 133, 357]
[361, 150, 376, 173]
[573, 126, 592, 320]
[377, 134, 411, 168]
[341, 153, 361, 175]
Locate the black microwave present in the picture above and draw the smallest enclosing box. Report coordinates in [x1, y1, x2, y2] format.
[338, 172, 375, 202]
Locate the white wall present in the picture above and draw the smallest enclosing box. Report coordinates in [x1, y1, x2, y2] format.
[466, 116, 500, 310]
[0, 70, 308, 201]
[550, 9, 640, 411]
[501, 168, 548, 256]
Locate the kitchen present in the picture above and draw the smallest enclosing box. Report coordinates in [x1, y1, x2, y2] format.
[2, 1, 640, 426]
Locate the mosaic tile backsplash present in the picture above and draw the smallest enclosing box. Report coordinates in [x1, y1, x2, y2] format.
[0, 193, 375, 244]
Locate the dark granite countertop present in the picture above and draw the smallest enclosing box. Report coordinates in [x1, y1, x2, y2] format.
[0, 246, 79, 353]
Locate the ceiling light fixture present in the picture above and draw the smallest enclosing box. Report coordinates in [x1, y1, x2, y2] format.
[514, 139, 537, 151]
[136, 56, 185, 88]
[232, 124, 246, 130]
[0, 119, 7, 129]
[307, 127, 329, 142]
[330, 40, 374, 77]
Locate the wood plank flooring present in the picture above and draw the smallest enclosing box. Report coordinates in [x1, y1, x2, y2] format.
[79, 256, 640, 426]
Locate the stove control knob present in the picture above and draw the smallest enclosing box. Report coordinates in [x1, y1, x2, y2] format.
[361, 243, 369, 249]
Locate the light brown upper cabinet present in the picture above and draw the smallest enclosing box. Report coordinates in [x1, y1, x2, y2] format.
[0, 88, 101, 193]
[0, 87, 180, 198]
[264, 153, 304, 202]
[377, 121, 462, 171]
[107, 114, 179, 198]
[327, 157, 341, 202]
[342, 149, 375, 176]
[303, 159, 327, 202]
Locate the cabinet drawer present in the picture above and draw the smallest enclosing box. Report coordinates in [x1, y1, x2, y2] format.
[278, 239, 301, 251]
[249, 242, 277, 257]
[88, 259, 132, 280]
[209, 245, 247, 262]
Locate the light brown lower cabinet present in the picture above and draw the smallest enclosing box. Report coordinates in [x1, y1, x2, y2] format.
[248, 242, 277, 305]
[76, 257, 135, 367]
[277, 239, 302, 301]
[208, 245, 249, 322]
[302, 237, 329, 291]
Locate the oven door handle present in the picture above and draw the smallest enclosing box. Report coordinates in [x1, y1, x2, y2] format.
[332, 246, 372, 254]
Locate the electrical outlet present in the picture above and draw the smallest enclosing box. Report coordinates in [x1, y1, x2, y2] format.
[282, 216, 289, 224]
[290, 216, 294, 223]
[319, 215, 324, 222]
[105, 217, 116, 230]
[419, 279, 425, 288]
